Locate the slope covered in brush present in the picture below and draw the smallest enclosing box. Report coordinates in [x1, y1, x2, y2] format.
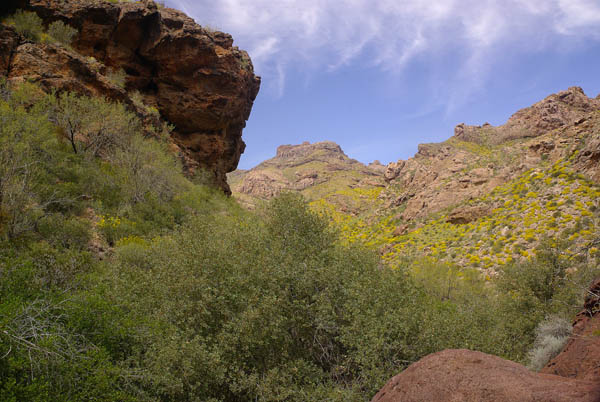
[232, 87, 600, 273]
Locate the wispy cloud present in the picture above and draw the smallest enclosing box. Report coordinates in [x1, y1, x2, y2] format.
[167, 0, 600, 100]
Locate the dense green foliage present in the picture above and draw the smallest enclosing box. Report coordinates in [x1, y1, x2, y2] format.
[0, 81, 598, 401]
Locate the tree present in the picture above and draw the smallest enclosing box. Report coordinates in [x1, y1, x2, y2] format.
[49, 92, 139, 158]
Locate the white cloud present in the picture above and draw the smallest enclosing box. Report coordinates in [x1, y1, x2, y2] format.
[166, 0, 600, 99]
[556, 0, 600, 34]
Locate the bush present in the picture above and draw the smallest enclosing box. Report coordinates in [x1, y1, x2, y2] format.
[93, 194, 429, 400]
[47, 20, 77, 46]
[37, 214, 91, 250]
[109, 134, 185, 204]
[106, 68, 126, 89]
[49, 92, 139, 158]
[5, 10, 43, 41]
[527, 316, 571, 371]
[0, 92, 54, 240]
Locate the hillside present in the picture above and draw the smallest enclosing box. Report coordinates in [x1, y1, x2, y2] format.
[1, 0, 260, 192]
[231, 87, 600, 274]
[2, 1, 600, 401]
[228, 141, 385, 209]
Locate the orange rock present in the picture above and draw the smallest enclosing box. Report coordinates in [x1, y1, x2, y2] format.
[542, 278, 600, 382]
[2, 0, 260, 193]
[372, 349, 600, 402]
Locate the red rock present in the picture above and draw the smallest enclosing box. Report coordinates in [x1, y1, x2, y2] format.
[372, 349, 600, 402]
[542, 279, 600, 382]
[0, 25, 20, 76]
[2, 0, 260, 193]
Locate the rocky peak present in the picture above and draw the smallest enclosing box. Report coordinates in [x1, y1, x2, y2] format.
[229, 141, 384, 208]
[454, 86, 600, 145]
[1, 0, 260, 193]
[276, 141, 345, 160]
[378, 86, 600, 222]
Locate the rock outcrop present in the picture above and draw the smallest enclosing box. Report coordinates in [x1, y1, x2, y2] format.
[575, 133, 600, 182]
[373, 279, 600, 402]
[228, 141, 384, 209]
[1, 0, 260, 193]
[542, 278, 600, 381]
[371, 349, 600, 402]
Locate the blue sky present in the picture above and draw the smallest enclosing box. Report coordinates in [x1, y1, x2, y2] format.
[165, 0, 600, 170]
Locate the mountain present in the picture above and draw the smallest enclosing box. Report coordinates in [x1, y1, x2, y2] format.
[231, 87, 600, 272]
[1, 0, 260, 193]
[228, 140, 385, 209]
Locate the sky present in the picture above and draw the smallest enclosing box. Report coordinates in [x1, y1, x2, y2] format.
[165, 0, 600, 170]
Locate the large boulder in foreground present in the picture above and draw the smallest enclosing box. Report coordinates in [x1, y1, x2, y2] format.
[542, 278, 600, 381]
[371, 349, 600, 402]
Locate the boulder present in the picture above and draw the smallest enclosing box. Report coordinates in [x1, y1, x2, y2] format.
[542, 278, 600, 381]
[372, 349, 600, 402]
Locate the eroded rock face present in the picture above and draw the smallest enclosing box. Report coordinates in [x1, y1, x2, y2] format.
[0, 25, 19, 75]
[381, 86, 600, 222]
[371, 349, 600, 402]
[228, 141, 384, 209]
[446, 205, 491, 225]
[575, 134, 600, 182]
[2, 0, 260, 193]
[542, 278, 600, 382]
[455, 87, 600, 145]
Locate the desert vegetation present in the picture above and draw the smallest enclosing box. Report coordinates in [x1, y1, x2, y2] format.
[0, 80, 598, 401]
[3, 10, 77, 46]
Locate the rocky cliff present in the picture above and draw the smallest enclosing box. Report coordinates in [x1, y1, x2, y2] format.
[1, 0, 260, 193]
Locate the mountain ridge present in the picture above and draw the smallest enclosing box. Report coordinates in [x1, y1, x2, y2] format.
[231, 86, 600, 272]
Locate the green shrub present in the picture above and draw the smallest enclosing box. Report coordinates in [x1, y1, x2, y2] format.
[109, 134, 185, 204]
[527, 316, 571, 371]
[5, 10, 43, 41]
[49, 92, 139, 158]
[92, 194, 430, 400]
[0, 92, 54, 240]
[47, 20, 77, 46]
[37, 214, 91, 250]
[106, 68, 126, 89]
